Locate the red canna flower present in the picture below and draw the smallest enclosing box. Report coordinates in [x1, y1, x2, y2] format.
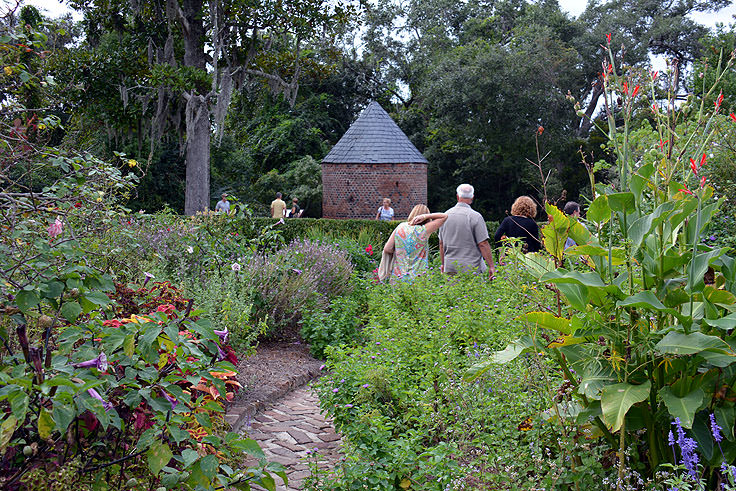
[606, 33, 611, 45]
[690, 158, 698, 175]
[715, 92, 724, 111]
[632, 85, 640, 97]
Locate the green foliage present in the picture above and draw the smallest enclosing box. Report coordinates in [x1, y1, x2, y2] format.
[311, 268, 579, 489]
[472, 42, 736, 487]
[300, 275, 370, 358]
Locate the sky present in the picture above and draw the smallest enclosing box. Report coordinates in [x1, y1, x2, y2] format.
[21, 0, 736, 28]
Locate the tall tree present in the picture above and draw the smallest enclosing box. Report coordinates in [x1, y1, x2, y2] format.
[68, 0, 353, 214]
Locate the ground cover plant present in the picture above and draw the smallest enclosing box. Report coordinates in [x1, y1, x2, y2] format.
[306, 265, 592, 490]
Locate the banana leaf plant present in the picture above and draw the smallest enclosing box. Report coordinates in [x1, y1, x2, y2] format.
[468, 41, 736, 486]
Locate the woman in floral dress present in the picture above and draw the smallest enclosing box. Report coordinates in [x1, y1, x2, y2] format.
[383, 204, 447, 281]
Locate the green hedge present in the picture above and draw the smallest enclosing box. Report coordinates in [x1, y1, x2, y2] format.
[250, 217, 502, 250]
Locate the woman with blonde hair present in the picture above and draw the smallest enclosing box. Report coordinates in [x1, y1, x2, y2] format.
[382, 204, 447, 280]
[494, 196, 541, 253]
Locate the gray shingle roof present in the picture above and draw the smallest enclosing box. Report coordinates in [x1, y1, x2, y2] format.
[322, 101, 428, 164]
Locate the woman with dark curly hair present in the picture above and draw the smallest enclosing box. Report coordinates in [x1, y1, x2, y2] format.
[494, 196, 541, 253]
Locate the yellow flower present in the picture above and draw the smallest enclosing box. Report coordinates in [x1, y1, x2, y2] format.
[3, 66, 12, 76]
[96, 197, 102, 202]
[127, 159, 137, 168]
[38, 123, 46, 130]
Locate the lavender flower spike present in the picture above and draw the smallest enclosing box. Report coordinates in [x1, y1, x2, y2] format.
[87, 388, 113, 411]
[161, 390, 178, 411]
[710, 413, 723, 444]
[74, 352, 108, 372]
[213, 328, 229, 344]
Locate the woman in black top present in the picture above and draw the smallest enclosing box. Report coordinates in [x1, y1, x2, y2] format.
[494, 196, 541, 253]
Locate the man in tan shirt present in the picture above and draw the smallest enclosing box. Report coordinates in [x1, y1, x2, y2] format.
[270, 192, 286, 218]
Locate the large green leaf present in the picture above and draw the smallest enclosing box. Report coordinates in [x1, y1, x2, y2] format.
[578, 365, 616, 400]
[587, 195, 611, 224]
[617, 291, 671, 312]
[601, 380, 651, 431]
[516, 312, 571, 334]
[464, 336, 535, 380]
[147, 441, 173, 475]
[15, 290, 40, 313]
[37, 409, 55, 439]
[655, 331, 733, 356]
[541, 270, 607, 288]
[689, 248, 726, 293]
[607, 192, 635, 213]
[704, 313, 736, 331]
[660, 386, 704, 429]
[0, 415, 17, 454]
[60, 302, 82, 322]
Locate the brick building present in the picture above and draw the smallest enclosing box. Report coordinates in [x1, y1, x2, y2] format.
[321, 101, 428, 219]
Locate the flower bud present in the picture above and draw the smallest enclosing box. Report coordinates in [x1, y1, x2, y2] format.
[23, 445, 33, 457]
[38, 315, 53, 329]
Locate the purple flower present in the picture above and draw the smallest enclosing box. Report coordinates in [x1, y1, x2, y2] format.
[319, 364, 326, 371]
[161, 390, 178, 411]
[344, 404, 353, 408]
[143, 272, 155, 287]
[74, 352, 108, 372]
[213, 328, 229, 344]
[710, 413, 723, 444]
[292, 268, 303, 274]
[217, 345, 227, 361]
[672, 418, 699, 480]
[709, 235, 716, 241]
[87, 388, 113, 411]
[332, 388, 339, 393]
[362, 384, 369, 389]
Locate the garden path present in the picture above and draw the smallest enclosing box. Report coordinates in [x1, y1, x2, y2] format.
[241, 386, 343, 490]
[225, 341, 343, 490]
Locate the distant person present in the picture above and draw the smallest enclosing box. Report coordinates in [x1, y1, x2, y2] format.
[270, 192, 286, 219]
[383, 204, 448, 281]
[494, 196, 541, 254]
[438, 184, 496, 279]
[375, 198, 394, 221]
[286, 198, 301, 218]
[563, 201, 581, 249]
[215, 193, 230, 213]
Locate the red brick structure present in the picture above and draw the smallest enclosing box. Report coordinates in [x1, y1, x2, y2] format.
[322, 102, 428, 219]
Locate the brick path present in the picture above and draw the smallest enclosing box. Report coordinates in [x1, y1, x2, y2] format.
[240, 385, 343, 490]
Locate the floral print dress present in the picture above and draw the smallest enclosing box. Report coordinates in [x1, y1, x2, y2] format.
[391, 222, 429, 281]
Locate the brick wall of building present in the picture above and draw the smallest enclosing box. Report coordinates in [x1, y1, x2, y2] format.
[321, 163, 428, 219]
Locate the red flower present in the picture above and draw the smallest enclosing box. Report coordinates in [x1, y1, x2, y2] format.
[700, 175, 707, 188]
[690, 158, 698, 175]
[622, 81, 628, 95]
[606, 33, 611, 45]
[658, 139, 668, 151]
[652, 104, 658, 113]
[365, 244, 373, 255]
[651, 70, 658, 80]
[731, 113, 736, 122]
[631, 85, 640, 97]
[680, 187, 693, 195]
[715, 92, 724, 111]
[74, 202, 82, 208]
[700, 153, 707, 167]
[102, 319, 123, 328]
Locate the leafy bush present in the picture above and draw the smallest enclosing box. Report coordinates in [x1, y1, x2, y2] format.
[300, 275, 370, 358]
[0, 278, 284, 490]
[238, 239, 354, 337]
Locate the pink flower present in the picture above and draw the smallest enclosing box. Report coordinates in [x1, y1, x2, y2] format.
[47, 217, 63, 238]
[365, 244, 373, 255]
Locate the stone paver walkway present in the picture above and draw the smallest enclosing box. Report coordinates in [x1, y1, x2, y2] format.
[240, 385, 343, 490]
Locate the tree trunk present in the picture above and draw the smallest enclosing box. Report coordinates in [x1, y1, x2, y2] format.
[181, 0, 209, 214]
[577, 77, 604, 137]
[184, 92, 210, 215]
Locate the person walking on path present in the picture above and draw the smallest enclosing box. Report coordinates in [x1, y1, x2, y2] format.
[438, 184, 496, 279]
[375, 198, 395, 221]
[493, 196, 541, 254]
[270, 192, 286, 219]
[382, 204, 447, 281]
[215, 193, 230, 213]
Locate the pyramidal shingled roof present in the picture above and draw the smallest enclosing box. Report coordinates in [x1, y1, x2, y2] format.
[322, 101, 428, 164]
